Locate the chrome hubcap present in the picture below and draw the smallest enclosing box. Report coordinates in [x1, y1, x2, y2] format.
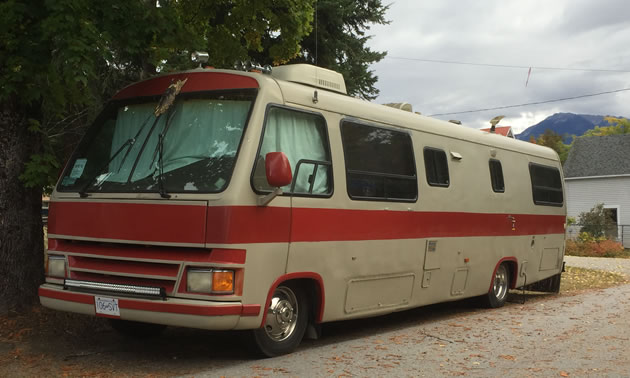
[493, 265, 509, 301]
[264, 287, 298, 342]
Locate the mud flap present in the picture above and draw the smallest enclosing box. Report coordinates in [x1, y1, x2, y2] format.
[520, 273, 562, 293]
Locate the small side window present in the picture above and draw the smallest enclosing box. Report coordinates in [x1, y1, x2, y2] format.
[424, 148, 449, 187]
[529, 163, 563, 206]
[489, 159, 505, 193]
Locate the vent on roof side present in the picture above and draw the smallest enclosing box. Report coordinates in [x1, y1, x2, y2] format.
[271, 64, 347, 94]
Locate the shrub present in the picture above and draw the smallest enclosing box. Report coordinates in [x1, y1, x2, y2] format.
[565, 238, 625, 258]
[578, 203, 617, 239]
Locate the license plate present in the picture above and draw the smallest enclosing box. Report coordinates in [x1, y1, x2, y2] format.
[95, 296, 120, 317]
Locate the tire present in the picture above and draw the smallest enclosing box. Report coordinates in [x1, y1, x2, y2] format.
[482, 263, 510, 308]
[250, 284, 309, 358]
[108, 319, 167, 338]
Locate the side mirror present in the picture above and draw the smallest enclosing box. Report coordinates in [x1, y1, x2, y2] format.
[258, 152, 292, 206]
[265, 152, 292, 187]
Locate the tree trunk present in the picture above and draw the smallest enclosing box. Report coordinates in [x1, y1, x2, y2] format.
[0, 101, 44, 315]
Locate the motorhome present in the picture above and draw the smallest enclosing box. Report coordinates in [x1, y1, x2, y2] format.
[39, 61, 566, 357]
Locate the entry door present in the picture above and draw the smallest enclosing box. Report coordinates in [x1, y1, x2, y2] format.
[252, 105, 333, 270]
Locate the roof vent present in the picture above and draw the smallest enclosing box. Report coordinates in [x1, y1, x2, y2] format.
[271, 64, 347, 94]
[384, 102, 413, 112]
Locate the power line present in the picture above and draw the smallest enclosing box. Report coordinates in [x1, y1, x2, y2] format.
[428, 88, 630, 117]
[388, 56, 630, 73]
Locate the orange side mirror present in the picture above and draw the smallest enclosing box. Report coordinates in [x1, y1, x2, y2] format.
[265, 152, 292, 188]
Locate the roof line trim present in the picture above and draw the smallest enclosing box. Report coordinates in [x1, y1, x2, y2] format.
[565, 173, 630, 180]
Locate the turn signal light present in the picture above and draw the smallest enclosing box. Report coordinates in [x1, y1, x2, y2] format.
[212, 270, 234, 293]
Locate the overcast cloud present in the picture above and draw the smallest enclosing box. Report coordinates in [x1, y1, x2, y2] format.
[366, 0, 630, 132]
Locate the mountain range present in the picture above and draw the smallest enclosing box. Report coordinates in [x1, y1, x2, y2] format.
[515, 113, 622, 143]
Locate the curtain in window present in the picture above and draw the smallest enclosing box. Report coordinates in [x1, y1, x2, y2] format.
[108, 99, 249, 186]
[259, 108, 328, 193]
[109, 103, 163, 183]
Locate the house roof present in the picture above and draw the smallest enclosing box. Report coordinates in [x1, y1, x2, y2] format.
[563, 134, 630, 178]
[480, 126, 514, 138]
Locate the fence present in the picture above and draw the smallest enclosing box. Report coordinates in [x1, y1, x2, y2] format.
[566, 224, 630, 248]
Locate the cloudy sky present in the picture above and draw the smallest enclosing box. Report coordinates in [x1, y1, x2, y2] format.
[366, 0, 630, 133]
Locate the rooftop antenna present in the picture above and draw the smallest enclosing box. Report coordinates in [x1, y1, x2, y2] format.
[489, 115, 505, 133]
[315, 0, 318, 66]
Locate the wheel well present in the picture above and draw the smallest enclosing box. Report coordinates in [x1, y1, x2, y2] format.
[282, 278, 324, 324]
[490, 258, 519, 292]
[503, 261, 518, 289]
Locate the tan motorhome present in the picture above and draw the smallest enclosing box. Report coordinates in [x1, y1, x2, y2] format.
[39, 62, 566, 357]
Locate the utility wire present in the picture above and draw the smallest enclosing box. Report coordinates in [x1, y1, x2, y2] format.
[388, 56, 630, 73]
[428, 88, 630, 117]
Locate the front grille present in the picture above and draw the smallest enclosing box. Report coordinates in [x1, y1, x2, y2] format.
[56, 241, 213, 296]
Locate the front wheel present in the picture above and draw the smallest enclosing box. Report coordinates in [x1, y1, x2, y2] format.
[482, 263, 510, 308]
[250, 284, 309, 358]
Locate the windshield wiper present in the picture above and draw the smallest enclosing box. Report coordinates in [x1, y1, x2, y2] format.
[78, 137, 135, 198]
[155, 108, 179, 198]
[157, 132, 170, 198]
[79, 77, 188, 198]
[78, 112, 159, 197]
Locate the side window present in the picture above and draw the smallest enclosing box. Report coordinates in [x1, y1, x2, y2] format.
[252, 107, 332, 195]
[424, 148, 449, 187]
[529, 163, 563, 206]
[341, 122, 417, 201]
[489, 159, 505, 193]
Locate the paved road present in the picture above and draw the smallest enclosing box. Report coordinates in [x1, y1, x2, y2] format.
[184, 258, 630, 377]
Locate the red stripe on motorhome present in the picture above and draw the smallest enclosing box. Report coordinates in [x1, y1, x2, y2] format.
[290, 208, 565, 242]
[38, 287, 260, 317]
[48, 201, 207, 245]
[113, 72, 259, 100]
[49, 202, 564, 245]
[48, 240, 245, 265]
[207, 206, 565, 243]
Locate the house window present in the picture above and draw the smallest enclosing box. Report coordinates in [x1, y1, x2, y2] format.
[489, 159, 505, 193]
[529, 163, 563, 206]
[424, 148, 449, 187]
[252, 106, 332, 196]
[341, 121, 417, 201]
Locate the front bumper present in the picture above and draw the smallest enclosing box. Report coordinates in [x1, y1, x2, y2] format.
[39, 283, 260, 330]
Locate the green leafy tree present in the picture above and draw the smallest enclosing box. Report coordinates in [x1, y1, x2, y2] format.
[252, 0, 389, 100]
[582, 117, 630, 136]
[0, 0, 314, 314]
[535, 129, 570, 164]
[578, 203, 617, 239]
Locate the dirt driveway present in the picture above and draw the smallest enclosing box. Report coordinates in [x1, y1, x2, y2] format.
[1, 258, 629, 377]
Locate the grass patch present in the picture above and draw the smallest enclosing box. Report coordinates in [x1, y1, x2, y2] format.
[561, 266, 628, 292]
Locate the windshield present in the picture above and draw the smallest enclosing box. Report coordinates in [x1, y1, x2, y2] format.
[58, 91, 255, 194]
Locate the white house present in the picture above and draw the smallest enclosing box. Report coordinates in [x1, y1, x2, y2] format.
[563, 134, 630, 247]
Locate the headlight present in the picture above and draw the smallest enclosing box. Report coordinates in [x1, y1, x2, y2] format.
[47, 255, 66, 278]
[187, 268, 234, 294]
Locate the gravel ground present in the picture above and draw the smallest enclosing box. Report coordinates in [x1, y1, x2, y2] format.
[564, 255, 630, 277]
[2, 257, 629, 377]
[188, 283, 630, 377]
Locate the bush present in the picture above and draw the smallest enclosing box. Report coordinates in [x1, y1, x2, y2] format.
[578, 203, 617, 239]
[565, 238, 626, 258]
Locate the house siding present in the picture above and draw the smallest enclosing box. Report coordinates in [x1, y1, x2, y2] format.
[566, 176, 630, 247]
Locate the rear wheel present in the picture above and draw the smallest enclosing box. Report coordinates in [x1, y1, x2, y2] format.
[483, 263, 510, 308]
[251, 284, 309, 358]
[108, 319, 167, 338]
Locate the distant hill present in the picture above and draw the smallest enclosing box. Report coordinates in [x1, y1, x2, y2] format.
[516, 113, 620, 143]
